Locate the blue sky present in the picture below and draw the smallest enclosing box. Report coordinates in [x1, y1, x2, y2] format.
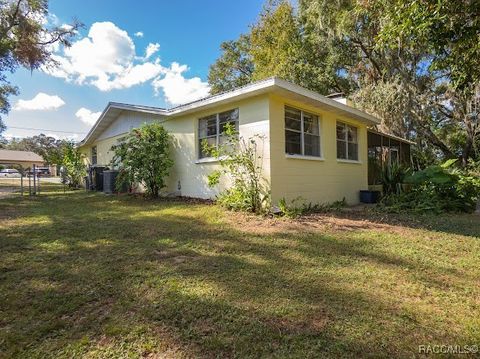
[5, 0, 265, 141]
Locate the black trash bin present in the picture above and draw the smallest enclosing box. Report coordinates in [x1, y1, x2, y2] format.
[88, 166, 107, 191]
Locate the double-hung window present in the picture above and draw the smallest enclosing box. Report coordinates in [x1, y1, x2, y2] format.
[91, 146, 97, 165]
[336, 121, 358, 161]
[198, 108, 239, 158]
[285, 106, 321, 157]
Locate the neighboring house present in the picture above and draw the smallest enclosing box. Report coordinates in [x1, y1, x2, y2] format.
[78, 77, 410, 205]
[0, 149, 44, 170]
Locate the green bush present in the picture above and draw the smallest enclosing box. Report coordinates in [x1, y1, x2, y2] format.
[111, 123, 173, 198]
[381, 159, 480, 213]
[61, 142, 86, 188]
[278, 197, 304, 218]
[380, 162, 410, 195]
[204, 124, 269, 214]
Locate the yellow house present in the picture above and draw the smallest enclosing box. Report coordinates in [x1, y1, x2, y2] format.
[78, 78, 380, 205]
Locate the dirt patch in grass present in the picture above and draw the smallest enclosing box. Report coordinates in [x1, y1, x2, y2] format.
[226, 207, 480, 239]
[226, 209, 412, 236]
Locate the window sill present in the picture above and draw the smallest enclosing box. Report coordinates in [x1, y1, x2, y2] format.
[285, 154, 324, 161]
[337, 159, 362, 164]
[195, 157, 219, 164]
[195, 156, 227, 164]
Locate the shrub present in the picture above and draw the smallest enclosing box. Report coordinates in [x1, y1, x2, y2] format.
[380, 162, 410, 195]
[381, 159, 480, 213]
[61, 142, 86, 188]
[111, 123, 173, 198]
[115, 167, 134, 193]
[204, 124, 269, 214]
[278, 197, 304, 218]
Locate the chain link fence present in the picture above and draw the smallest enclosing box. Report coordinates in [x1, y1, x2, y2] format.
[0, 165, 63, 199]
[0, 174, 40, 198]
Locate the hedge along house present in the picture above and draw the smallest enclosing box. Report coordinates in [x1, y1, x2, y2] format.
[79, 77, 410, 205]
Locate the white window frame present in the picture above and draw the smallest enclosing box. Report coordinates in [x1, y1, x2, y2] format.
[284, 106, 321, 157]
[198, 109, 239, 159]
[336, 121, 359, 161]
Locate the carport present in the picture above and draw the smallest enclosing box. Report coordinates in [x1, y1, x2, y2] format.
[0, 149, 45, 170]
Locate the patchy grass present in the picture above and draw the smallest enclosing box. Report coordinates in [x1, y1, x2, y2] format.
[0, 191, 479, 358]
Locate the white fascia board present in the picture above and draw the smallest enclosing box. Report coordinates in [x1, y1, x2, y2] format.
[272, 78, 380, 125]
[166, 78, 277, 116]
[79, 102, 168, 146]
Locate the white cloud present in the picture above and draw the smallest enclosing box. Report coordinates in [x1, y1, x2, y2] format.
[75, 107, 101, 126]
[144, 43, 160, 60]
[42, 21, 210, 105]
[63, 21, 135, 82]
[43, 22, 162, 91]
[134, 31, 144, 38]
[93, 59, 164, 91]
[13, 93, 65, 111]
[153, 62, 211, 105]
[43, 133, 80, 141]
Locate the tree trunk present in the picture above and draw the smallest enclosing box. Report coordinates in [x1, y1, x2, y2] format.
[461, 137, 473, 167]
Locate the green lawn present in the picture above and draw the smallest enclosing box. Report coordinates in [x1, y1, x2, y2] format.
[0, 190, 479, 358]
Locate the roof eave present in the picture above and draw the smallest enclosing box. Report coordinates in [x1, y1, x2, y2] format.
[272, 78, 380, 126]
[80, 77, 381, 145]
[79, 102, 168, 146]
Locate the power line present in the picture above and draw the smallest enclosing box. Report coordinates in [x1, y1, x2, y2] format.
[6, 126, 86, 135]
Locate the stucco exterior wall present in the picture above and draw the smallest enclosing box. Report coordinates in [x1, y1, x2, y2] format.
[79, 111, 163, 167]
[79, 95, 271, 199]
[79, 93, 369, 204]
[160, 94, 270, 198]
[268, 95, 369, 205]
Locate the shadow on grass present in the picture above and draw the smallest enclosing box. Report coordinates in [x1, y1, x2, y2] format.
[0, 192, 479, 358]
[329, 208, 480, 238]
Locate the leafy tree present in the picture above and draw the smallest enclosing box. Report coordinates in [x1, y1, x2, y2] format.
[0, 0, 80, 135]
[377, 0, 480, 90]
[250, 0, 336, 93]
[299, 0, 480, 164]
[210, 0, 479, 165]
[208, 34, 254, 94]
[373, 0, 480, 164]
[111, 123, 173, 198]
[61, 141, 85, 188]
[208, 0, 339, 95]
[5, 134, 66, 164]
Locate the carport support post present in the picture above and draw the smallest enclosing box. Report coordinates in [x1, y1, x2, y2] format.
[33, 164, 36, 195]
[28, 173, 31, 196]
[20, 175, 23, 196]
